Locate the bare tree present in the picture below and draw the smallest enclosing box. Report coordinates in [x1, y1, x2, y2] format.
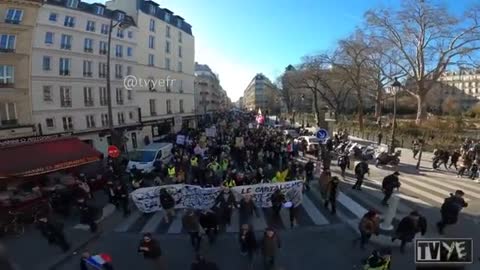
[366, 0, 480, 124]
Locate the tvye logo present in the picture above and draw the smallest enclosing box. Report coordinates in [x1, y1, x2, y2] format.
[415, 238, 473, 264]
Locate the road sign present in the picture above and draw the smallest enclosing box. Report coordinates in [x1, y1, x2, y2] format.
[107, 145, 121, 158]
[316, 129, 329, 140]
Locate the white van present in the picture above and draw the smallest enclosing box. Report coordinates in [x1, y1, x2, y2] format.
[126, 143, 173, 174]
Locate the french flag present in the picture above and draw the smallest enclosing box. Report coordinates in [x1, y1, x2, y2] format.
[85, 253, 112, 269]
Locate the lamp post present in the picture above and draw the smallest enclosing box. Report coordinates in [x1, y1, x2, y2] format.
[106, 17, 131, 149]
[389, 78, 402, 154]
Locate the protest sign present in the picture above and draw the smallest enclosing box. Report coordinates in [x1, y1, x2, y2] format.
[131, 181, 304, 213]
[176, 135, 186, 145]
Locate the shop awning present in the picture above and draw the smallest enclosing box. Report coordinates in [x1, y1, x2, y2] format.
[0, 137, 102, 177]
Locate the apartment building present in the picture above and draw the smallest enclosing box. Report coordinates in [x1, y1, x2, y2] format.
[194, 63, 227, 114]
[107, 0, 196, 139]
[0, 0, 43, 139]
[438, 69, 480, 109]
[243, 73, 281, 113]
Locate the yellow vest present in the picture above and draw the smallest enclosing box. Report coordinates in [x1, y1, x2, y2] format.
[209, 162, 220, 172]
[221, 160, 229, 171]
[223, 179, 236, 188]
[168, 167, 176, 177]
[190, 157, 198, 167]
[363, 256, 390, 270]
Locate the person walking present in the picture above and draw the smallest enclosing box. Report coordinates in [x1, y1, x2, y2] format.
[36, 216, 70, 252]
[182, 209, 202, 252]
[304, 160, 314, 191]
[190, 254, 219, 270]
[354, 210, 380, 250]
[214, 188, 237, 228]
[270, 189, 286, 221]
[337, 152, 349, 179]
[412, 139, 420, 159]
[381, 172, 401, 206]
[377, 132, 383, 145]
[199, 209, 218, 244]
[115, 182, 130, 217]
[261, 228, 281, 270]
[239, 224, 257, 269]
[239, 194, 258, 224]
[449, 150, 461, 170]
[392, 211, 427, 253]
[324, 176, 339, 215]
[437, 190, 468, 235]
[137, 233, 165, 270]
[77, 198, 98, 233]
[159, 189, 175, 223]
[352, 159, 369, 190]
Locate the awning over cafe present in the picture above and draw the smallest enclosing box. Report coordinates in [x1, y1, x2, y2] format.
[0, 137, 102, 177]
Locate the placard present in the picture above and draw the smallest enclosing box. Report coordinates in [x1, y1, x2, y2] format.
[176, 135, 186, 145]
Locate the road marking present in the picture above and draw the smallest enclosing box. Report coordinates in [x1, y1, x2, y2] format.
[401, 177, 471, 202]
[396, 193, 433, 208]
[337, 192, 368, 219]
[302, 195, 329, 225]
[141, 211, 164, 233]
[414, 175, 480, 200]
[114, 210, 142, 232]
[226, 210, 240, 233]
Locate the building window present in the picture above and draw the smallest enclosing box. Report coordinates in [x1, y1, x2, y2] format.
[165, 40, 170, 53]
[117, 28, 124, 38]
[117, 112, 125, 125]
[99, 87, 107, 106]
[165, 58, 170, 70]
[148, 36, 155, 49]
[116, 88, 123, 105]
[127, 47, 133, 57]
[149, 19, 155, 32]
[179, 99, 184, 113]
[44, 32, 54, 45]
[49, 13, 57, 22]
[148, 76, 155, 91]
[148, 54, 155, 66]
[126, 66, 132, 76]
[101, 113, 109, 127]
[127, 31, 133, 38]
[166, 25, 170, 38]
[42, 56, 51, 71]
[60, 34, 72, 50]
[0, 34, 15, 51]
[60, 87, 72, 107]
[0, 65, 14, 85]
[62, 116, 73, 131]
[98, 62, 107, 78]
[59, 58, 71, 76]
[84, 38, 93, 52]
[149, 99, 156, 116]
[166, 100, 172, 114]
[131, 132, 137, 148]
[115, 64, 123, 79]
[99, 41, 107, 55]
[45, 118, 55, 129]
[0, 103, 16, 125]
[86, 115, 95, 128]
[64, 16, 75, 27]
[178, 31, 182, 43]
[5, 9, 23, 24]
[129, 111, 134, 120]
[177, 19, 183, 28]
[115, 45, 123, 57]
[117, 13, 125, 22]
[179, 79, 183, 93]
[178, 46, 182, 58]
[101, 24, 109, 35]
[95, 5, 105, 15]
[84, 87, 94, 106]
[86, 21, 95, 32]
[178, 61, 182, 73]
[67, 0, 79, 8]
[165, 13, 171, 22]
[127, 90, 132, 100]
[43, 86, 52, 101]
[149, 5, 156, 15]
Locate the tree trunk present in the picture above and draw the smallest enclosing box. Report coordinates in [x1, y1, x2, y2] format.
[374, 84, 383, 120]
[356, 89, 364, 131]
[415, 92, 428, 125]
[312, 90, 323, 128]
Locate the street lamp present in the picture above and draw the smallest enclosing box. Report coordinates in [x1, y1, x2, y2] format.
[106, 17, 131, 150]
[389, 77, 402, 154]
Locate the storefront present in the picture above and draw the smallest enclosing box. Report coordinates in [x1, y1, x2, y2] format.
[148, 117, 174, 143]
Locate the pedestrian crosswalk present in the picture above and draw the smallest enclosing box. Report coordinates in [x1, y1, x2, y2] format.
[111, 157, 480, 235]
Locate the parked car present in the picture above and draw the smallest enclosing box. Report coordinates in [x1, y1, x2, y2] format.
[126, 143, 173, 174]
[283, 129, 299, 138]
[294, 136, 320, 152]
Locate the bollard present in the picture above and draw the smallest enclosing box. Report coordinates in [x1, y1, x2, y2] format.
[380, 192, 400, 231]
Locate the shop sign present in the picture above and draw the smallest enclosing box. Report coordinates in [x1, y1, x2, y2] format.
[0, 133, 73, 147]
[20, 156, 99, 177]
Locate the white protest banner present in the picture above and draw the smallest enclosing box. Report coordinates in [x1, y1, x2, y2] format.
[131, 181, 304, 213]
[176, 135, 186, 145]
[205, 127, 216, 137]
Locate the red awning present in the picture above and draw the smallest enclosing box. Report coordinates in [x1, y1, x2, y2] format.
[0, 137, 102, 177]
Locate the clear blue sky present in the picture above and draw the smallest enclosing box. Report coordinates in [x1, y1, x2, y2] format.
[85, 0, 475, 101]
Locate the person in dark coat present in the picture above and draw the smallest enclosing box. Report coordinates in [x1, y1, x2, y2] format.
[115, 182, 130, 217]
[437, 190, 468, 234]
[238, 194, 258, 224]
[270, 189, 286, 221]
[352, 160, 369, 190]
[449, 150, 461, 170]
[77, 198, 98, 233]
[213, 188, 237, 227]
[190, 254, 219, 270]
[381, 172, 401, 206]
[337, 152, 349, 179]
[355, 210, 380, 250]
[199, 209, 218, 244]
[392, 211, 427, 253]
[304, 160, 315, 191]
[105, 180, 117, 206]
[159, 189, 176, 223]
[182, 209, 202, 251]
[137, 233, 164, 269]
[239, 224, 257, 269]
[324, 176, 339, 215]
[36, 216, 70, 252]
[261, 227, 281, 270]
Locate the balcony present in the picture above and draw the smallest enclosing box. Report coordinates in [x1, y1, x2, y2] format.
[60, 70, 70, 76]
[0, 82, 14, 88]
[100, 100, 108, 106]
[84, 99, 94, 107]
[115, 74, 123, 79]
[99, 73, 106, 78]
[150, 111, 157, 116]
[167, 110, 172, 114]
[99, 49, 107, 55]
[116, 100, 124, 105]
[1, 119, 18, 126]
[61, 100, 72, 107]
[83, 72, 93, 77]
[65, 22, 75, 28]
[5, 19, 20, 25]
[84, 48, 93, 53]
[0, 48, 15, 53]
[61, 44, 71, 50]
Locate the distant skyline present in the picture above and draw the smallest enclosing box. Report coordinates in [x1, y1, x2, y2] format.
[84, 0, 476, 101]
